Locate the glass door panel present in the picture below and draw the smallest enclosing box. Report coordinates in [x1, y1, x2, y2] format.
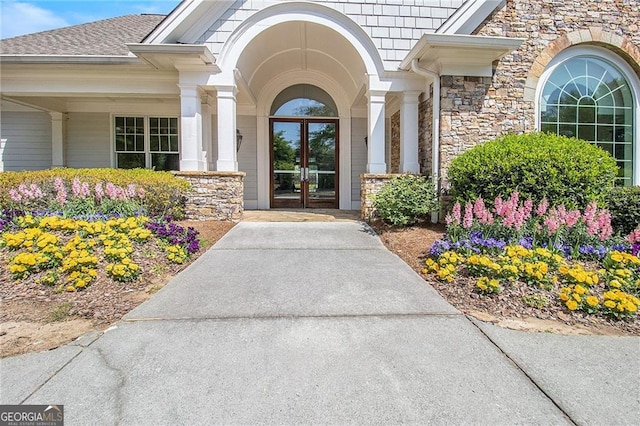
[271, 121, 303, 208]
[270, 118, 338, 208]
[306, 121, 337, 208]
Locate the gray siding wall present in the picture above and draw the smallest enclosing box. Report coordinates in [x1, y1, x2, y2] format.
[237, 115, 257, 201]
[351, 117, 367, 203]
[0, 111, 52, 171]
[65, 112, 111, 168]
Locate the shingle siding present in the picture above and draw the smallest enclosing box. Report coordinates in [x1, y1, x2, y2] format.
[196, 0, 465, 69]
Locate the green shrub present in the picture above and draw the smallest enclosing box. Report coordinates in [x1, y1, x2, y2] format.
[605, 186, 640, 235]
[373, 174, 439, 226]
[447, 132, 617, 209]
[0, 168, 189, 218]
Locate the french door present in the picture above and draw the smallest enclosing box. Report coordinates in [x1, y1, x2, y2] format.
[270, 118, 339, 208]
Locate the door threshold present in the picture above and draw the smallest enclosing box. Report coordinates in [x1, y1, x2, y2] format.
[242, 209, 360, 222]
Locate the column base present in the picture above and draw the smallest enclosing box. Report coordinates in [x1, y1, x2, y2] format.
[366, 163, 387, 174]
[180, 159, 207, 171]
[216, 159, 239, 172]
[399, 163, 420, 173]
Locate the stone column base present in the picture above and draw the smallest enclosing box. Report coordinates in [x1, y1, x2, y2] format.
[360, 173, 399, 221]
[173, 171, 245, 222]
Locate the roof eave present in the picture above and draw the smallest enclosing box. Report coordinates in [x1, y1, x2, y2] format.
[127, 43, 219, 71]
[0, 55, 143, 64]
[400, 34, 525, 76]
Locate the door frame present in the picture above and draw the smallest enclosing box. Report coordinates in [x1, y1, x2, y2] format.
[269, 117, 339, 209]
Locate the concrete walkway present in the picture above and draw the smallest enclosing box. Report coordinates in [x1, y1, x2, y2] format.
[2, 221, 639, 425]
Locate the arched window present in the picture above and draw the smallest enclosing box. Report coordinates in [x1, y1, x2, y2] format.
[539, 49, 638, 185]
[271, 84, 337, 117]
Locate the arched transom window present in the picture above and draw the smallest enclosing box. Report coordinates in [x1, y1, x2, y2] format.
[540, 55, 635, 185]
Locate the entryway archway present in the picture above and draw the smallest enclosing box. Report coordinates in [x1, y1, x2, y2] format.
[270, 85, 339, 208]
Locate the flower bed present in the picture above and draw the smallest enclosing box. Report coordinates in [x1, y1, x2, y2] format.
[424, 192, 639, 323]
[0, 214, 199, 292]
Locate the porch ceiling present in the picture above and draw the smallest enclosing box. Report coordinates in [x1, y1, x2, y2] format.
[236, 21, 366, 106]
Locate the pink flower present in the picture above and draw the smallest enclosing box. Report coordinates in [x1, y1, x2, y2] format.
[544, 211, 560, 234]
[536, 198, 548, 216]
[95, 183, 104, 201]
[627, 229, 640, 244]
[596, 211, 613, 240]
[72, 177, 82, 197]
[523, 198, 533, 218]
[564, 210, 581, 228]
[9, 189, 22, 202]
[55, 186, 67, 205]
[449, 202, 461, 226]
[463, 202, 474, 229]
[126, 184, 137, 198]
[81, 182, 90, 198]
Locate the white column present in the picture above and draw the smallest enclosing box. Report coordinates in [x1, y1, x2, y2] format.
[179, 85, 205, 171]
[50, 112, 65, 168]
[216, 85, 238, 171]
[400, 91, 421, 173]
[201, 95, 213, 171]
[366, 90, 387, 173]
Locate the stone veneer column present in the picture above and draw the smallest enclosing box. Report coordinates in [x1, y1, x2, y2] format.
[173, 171, 245, 222]
[360, 173, 397, 221]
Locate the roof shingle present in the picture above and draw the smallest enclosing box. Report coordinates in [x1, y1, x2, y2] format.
[0, 14, 166, 56]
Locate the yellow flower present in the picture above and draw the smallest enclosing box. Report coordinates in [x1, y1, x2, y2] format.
[574, 285, 587, 295]
[566, 300, 579, 311]
[604, 300, 616, 309]
[586, 296, 599, 307]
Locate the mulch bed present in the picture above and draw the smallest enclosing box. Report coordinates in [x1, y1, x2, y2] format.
[370, 220, 640, 336]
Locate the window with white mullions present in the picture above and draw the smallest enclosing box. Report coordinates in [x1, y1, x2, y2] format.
[114, 116, 179, 171]
[539, 55, 635, 185]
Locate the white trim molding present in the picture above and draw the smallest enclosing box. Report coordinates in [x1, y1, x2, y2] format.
[535, 45, 640, 186]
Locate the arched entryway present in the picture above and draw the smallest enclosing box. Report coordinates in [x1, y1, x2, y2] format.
[213, 1, 387, 210]
[270, 85, 339, 208]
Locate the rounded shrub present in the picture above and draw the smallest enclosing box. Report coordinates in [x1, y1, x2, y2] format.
[447, 132, 617, 208]
[373, 174, 439, 226]
[605, 186, 640, 235]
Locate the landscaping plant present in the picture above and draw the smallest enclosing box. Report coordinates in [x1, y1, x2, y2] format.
[605, 186, 640, 235]
[425, 191, 640, 321]
[447, 132, 617, 209]
[0, 168, 200, 291]
[373, 174, 439, 226]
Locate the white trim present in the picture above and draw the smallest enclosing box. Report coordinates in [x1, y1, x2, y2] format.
[535, 45, 640, 185]
[143, 0, 234, 45]
[400, 33, 524, 73]
[218, 1, 384, 76]
[0, 55, 140, 64]
[436, 0, 505, 35]
[255, 70, 353, 210]
[109, 113, 181, 170]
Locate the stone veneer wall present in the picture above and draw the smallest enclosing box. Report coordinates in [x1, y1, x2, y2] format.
[431, 0, 640, 188]
[173, 171, 245, 222]
[360, 173, 397, 221]
[390, 112, 400, 173]
[419, 90, 433, 177]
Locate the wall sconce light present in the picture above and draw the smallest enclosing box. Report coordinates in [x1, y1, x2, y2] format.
[364, 136, 368, 147]
[236, 129, 243, 152]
